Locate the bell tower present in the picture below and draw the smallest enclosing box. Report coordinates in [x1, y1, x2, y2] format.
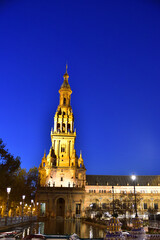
[39, 66, 86, 188]
[51, 65, 76, 167]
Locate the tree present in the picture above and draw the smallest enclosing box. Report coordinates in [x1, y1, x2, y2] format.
[119, 192, 142, 218]
[0, 138, 21, 195]
[10, 167, 39, 204]
[0, 139, 39, 216]
[26, 167, 39, 197]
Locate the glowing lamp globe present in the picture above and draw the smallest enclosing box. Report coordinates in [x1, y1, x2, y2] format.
[7, 187, 11, 194]
[131, 175, 136, 181]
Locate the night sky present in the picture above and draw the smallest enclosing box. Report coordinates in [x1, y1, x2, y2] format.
[1, 0, 160, 175]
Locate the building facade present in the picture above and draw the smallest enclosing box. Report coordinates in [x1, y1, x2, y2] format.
[36, 68, 160, 219]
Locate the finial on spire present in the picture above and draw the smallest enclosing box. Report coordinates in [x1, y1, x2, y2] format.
[66, 63, 68, 73]
[80, 150, 82, 158]
[63, 64, 69, 81]
[44, 149, 46, 158]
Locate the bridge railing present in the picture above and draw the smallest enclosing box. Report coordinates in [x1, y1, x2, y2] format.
[0, 216, 37, 227]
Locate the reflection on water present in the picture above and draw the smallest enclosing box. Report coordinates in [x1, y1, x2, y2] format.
[28, 220, 105, 238]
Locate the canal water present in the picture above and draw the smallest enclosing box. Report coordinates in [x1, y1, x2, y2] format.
[23, 220, 105, 238]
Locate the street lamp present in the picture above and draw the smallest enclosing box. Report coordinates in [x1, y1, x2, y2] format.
[131, 174, 138, 217]
[112, 186, 115, 216]
[36, 202, 39, 216]
[22, 195, 25, 222]
[6, 187, 11, 225]
[19, 202, 22, 217]
[31, 200, 34, 218]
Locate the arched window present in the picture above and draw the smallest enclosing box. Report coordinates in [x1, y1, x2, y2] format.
[67, 124, 70, 132]
[57, 123, 60, 131]
[62, 123, 65, 132]
[63, 98, 66, 105]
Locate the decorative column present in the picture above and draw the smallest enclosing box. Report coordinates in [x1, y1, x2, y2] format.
[71, 121, 73, 132]
[54, 118, 57, 132]
[65, 120, 67, 133]
[69, 141, 71, 158]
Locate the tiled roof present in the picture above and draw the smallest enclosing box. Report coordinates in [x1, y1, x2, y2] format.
[86, 175, 160, 186]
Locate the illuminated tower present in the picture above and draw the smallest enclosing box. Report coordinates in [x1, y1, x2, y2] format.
[39, 66, 86, 188]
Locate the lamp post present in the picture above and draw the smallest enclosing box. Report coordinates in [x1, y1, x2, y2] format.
[36, 202, 39, 217]
[22, 195, 25, 222]
[5, 187, 11, 225]
[112, 186, 115, 216]
[20, 202, 22, 218]
[131, 174, 138, 218]
[31, 200, 34, 218]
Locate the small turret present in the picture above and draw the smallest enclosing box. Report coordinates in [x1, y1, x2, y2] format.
[78, 150, 84, 168]
[80, 150, 82, 159]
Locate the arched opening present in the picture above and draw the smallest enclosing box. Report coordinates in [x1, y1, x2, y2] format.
[57, 123, 60, 132]
[56, 198, 65, 217]
[67, 124, 70, 132]
[62, 123, 65, 132]
[63, 98, 66, 105]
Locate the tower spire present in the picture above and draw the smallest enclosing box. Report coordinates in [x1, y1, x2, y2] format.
[63, 64, 69, 82]
[66, 63, 68, 74]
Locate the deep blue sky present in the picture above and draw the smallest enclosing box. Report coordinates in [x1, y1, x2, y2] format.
[0, 0, 160, 175]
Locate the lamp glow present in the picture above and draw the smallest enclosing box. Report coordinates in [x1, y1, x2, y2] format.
[7, 187, 11, 194]
[131, 175, 136, 181]
[22, 195, 25, 200]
